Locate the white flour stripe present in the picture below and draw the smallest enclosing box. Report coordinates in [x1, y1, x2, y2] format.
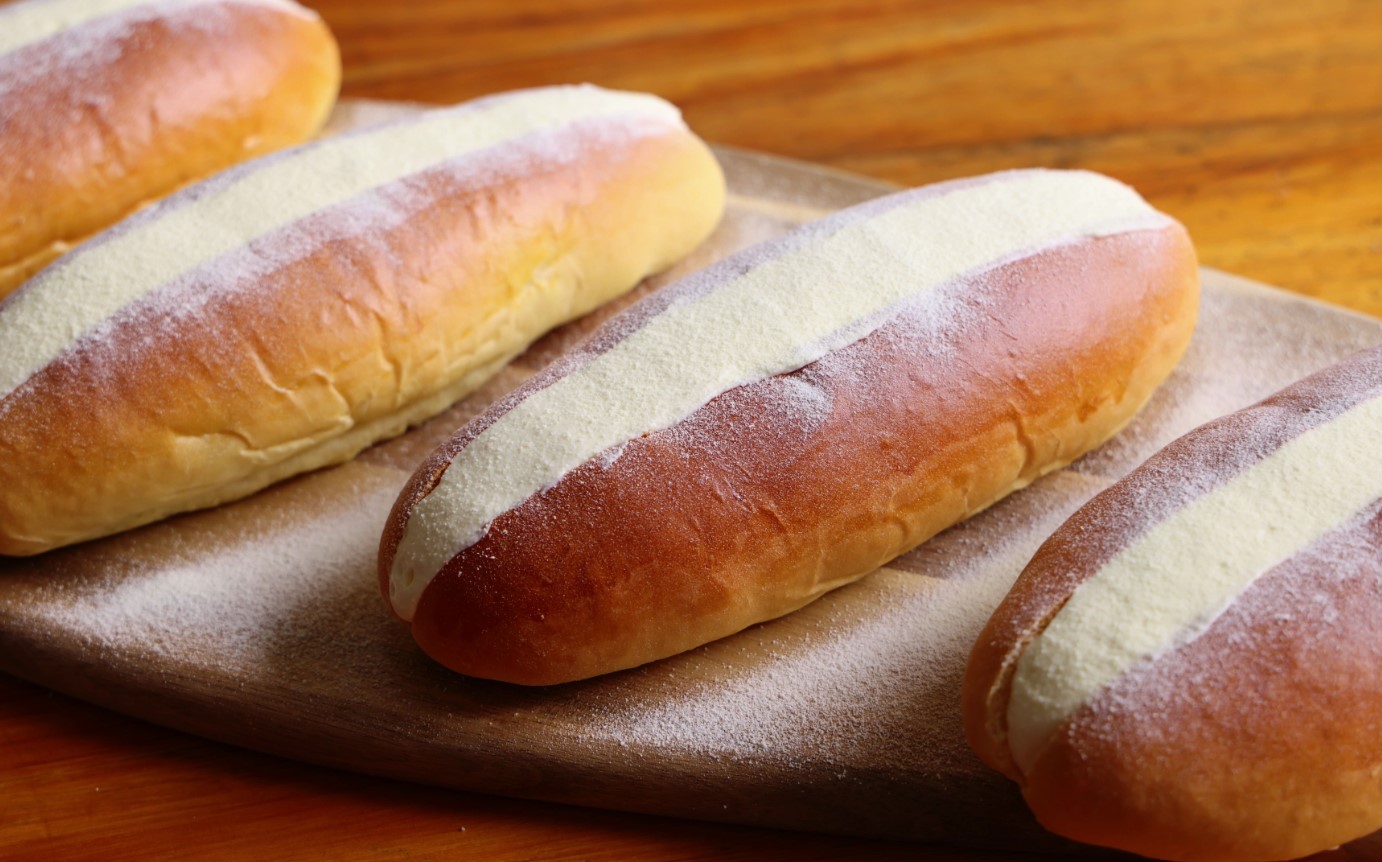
[388, 169, 1172, 620]
[1006, 391, 1382, 774]
[0, 85, 685, 400]
[0, 0, 304, 59]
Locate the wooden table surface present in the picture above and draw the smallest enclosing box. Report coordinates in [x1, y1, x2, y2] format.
[5, 1, 1382, 859]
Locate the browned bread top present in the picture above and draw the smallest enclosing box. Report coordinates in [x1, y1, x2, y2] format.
[0, 85, 725, 555]
[965, 345, 1382, 861]
[0, 0, 341, 298]
[380, 169, 1199, 685]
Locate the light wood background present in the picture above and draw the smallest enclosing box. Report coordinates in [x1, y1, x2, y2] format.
[5, 0, 1382, 859]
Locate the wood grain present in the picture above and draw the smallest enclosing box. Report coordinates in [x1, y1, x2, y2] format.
[5, 671, 1379, 862]
[7, 1, 1382, 859]
[0, 675, 933, 862]
[310, 0, 1382, 319]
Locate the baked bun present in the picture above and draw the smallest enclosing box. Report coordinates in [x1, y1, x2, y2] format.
[0, 85, 726, 555]
[379, 168, 1200, 685]
[964, 345, 1382, 861]
[0, 0, 341, 299]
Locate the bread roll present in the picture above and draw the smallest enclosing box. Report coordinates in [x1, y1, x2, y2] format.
[0, 85, 726, 555]
[964, 345, 1382, 862]
[379, 168, 1200, 686]
[0, 0, 341, 299]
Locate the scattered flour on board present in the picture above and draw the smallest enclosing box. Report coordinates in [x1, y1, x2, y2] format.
[30, 481, 399, 668]
[585, 472, 1105, 771]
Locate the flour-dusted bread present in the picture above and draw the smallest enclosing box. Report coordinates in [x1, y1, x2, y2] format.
[380, 169, 1200, 685]
[0, 0, 341, 298]
[965, 345, 1382, 862]
[0, 85, 726, 555]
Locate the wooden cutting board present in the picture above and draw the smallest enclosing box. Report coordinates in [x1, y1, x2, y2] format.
[2, 101, 1380, 853]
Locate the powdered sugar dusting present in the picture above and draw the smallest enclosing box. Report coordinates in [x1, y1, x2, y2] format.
[0, 0, 306, 103]
[0, 85, 685, 402]
[1005, 347, 1382, 771]
[7, 112, 675, 409]
[389, 169, 1172, 618]
[1100, 495, 1382, 717]
[1054, 498, 1382, 845]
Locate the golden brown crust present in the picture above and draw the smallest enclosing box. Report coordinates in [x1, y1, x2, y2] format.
[0, 124, 725, 555]
[1024, 507, 1382, 862]
[383, 221, 1200, 685]
[963, 346, 1382, 861]
[0, 1, 341, 299]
